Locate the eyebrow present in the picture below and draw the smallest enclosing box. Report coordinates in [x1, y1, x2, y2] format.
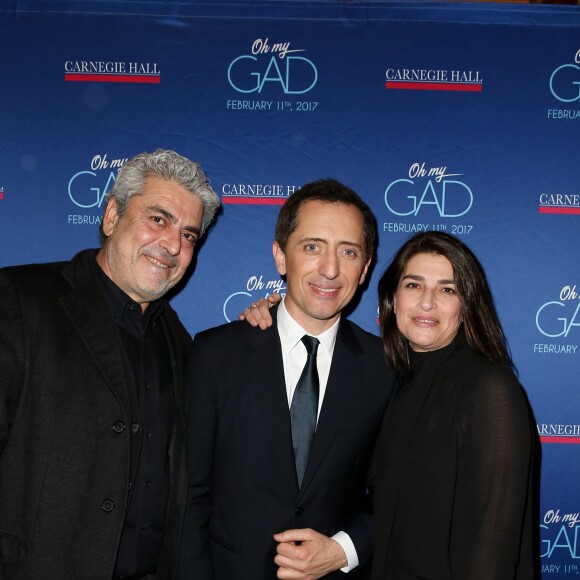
[298, 236, 363, 250]
[149, 205, 201, 237]
[402, 274, 456, 285]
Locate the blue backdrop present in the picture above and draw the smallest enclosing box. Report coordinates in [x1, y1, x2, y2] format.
[1, 1, 579, 576]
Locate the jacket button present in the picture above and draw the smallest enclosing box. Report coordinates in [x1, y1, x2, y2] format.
[295, 506, 304, 517]
[101, 499, 115, 512]
[112, 421, 126, 433]
[131, 423, 140, 434]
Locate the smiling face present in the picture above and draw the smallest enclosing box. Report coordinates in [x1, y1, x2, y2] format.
[97, 175, 204, 310]
[273, 200, 371, 335]
[393, 252, 462, 352]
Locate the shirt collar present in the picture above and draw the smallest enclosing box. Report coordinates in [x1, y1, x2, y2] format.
[277, 297, 339, 357]
[92, 254, 165, 326]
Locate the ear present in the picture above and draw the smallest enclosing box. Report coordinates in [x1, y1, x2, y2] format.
[272, 241, 286, 276]
[101, 197, 120, 238]
[357, 258, 372, 286]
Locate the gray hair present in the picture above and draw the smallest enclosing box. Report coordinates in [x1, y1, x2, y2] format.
[100, 149, 220, 242]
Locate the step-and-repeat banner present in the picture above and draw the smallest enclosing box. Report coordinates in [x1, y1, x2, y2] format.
[1, 1, 579, 575]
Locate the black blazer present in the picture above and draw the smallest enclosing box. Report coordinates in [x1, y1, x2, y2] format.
[0, 250, 192, 580]
[179, 309, 394, 579]
[371, 333, 537, 580]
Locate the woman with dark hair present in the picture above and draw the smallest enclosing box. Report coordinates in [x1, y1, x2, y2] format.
[371, 231, 536, 579]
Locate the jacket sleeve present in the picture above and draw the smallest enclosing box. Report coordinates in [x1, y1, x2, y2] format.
[0, 270, 24, 456]
[178, 335, 216, 580]
[451, 366, 534, 579]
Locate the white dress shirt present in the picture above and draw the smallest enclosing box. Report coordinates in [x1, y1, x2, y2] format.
[277, 299, 359, 573]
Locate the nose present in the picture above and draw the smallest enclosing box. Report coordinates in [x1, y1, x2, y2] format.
[418, 289, 437, 311]
[319, 251, 339, 280]
[160, 227, 182, 256]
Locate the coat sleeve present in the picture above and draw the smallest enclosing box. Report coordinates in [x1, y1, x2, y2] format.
[450, 365, 534, 579]
[178, 335, 216, 580]
[0, 270, 24, 456]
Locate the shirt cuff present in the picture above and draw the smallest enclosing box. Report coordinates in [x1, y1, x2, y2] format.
[331, 530, 359, 573]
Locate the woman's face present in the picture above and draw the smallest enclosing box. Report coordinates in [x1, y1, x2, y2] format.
[393, 252, 462, 352]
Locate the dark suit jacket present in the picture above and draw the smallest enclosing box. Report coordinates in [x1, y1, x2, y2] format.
[179, 309, 394, 579]
[0, 250, 192, 580]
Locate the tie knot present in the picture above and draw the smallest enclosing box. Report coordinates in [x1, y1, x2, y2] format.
[301, 335, 320, 356]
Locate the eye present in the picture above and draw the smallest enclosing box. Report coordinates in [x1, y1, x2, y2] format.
[405, 282, 420, 289]
[151, 215, 165, 225]
[342, 248, 358, 258]
[182, 232, 197, 246]
[305, 243, 318, 252]
[441, 286, 456, 294]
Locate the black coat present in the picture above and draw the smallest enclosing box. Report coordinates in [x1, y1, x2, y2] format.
[371, 333, 537, 580]
[178, 311, 395, 579]
[0, 250, 192, 580]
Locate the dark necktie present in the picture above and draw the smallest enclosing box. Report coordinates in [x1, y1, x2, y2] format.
[290, 335, 320, 487]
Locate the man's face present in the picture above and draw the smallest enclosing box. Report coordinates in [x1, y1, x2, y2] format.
[97, 175, 204, 310]
[273, 200, 371, 335]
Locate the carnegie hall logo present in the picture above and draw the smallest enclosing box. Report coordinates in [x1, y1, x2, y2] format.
[221, 182, 299, 206]
[547, 49, 580, 120]
[64, 60, 161, 84]
[67, 153, 127, 225]
[222, 274, 286, 322]
[226, 37, 319, 113]
[538, 424, 580, 444]
[382, 162, 475, 236]
[385, 66, 483, 92]
[538, 193, 580, 215]
[534, 284, 579, 355]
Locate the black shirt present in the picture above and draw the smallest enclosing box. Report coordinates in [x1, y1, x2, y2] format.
[93, 259, 175, 578]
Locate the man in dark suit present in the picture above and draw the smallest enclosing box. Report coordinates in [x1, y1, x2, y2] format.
[179, 179, 394, 579]
[0, 149, 220, 580]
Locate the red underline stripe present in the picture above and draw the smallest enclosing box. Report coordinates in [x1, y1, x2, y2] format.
[222, 197, 287, 205]
[385, 81, 482, 92]
[540, 436, 580, 444]
[539, 206, 580, 215]
[65, 74, 160, 84]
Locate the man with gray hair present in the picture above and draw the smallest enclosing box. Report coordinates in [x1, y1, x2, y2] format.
[0, 149, 219, 580]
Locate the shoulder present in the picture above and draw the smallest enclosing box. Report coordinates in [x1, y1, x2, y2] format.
[440, 344, 528, 417]
[0, 260, 71, 307]
[193, 319, 274, 348]
[339, 318, 395, 385]
[340, 318, 382, 348]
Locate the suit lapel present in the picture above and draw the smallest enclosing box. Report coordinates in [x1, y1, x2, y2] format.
[245, 319, 299, 492]
[60, 251, 132, 418]
[299, 320, 362, 494]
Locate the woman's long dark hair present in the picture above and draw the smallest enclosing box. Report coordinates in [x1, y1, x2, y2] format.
[378, 232, 513, 382]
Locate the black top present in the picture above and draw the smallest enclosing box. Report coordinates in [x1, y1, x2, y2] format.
[371, 331, 537, 579]
[94, 259, 174, 578]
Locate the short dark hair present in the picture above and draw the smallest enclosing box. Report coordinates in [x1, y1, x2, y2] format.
[378, 231, 513, 382]
[275, 179, 377, 260]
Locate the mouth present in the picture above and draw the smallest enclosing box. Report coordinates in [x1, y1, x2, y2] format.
[145, 255, 171, 269]
[309, 283, 340, 297]
[412, 317, 438, 327]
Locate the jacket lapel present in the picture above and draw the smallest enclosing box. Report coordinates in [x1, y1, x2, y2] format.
[245, 317, 299, 493]
[299, 320, 362, 494]
[59, 250, 132, 418]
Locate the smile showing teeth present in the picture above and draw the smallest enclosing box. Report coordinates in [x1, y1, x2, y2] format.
[310, 284, 338, 294]
[146, 255, 169, 269]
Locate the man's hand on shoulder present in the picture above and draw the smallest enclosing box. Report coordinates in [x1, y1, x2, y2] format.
[238, 293, 281, 329]
[273, 528, 348, 579]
